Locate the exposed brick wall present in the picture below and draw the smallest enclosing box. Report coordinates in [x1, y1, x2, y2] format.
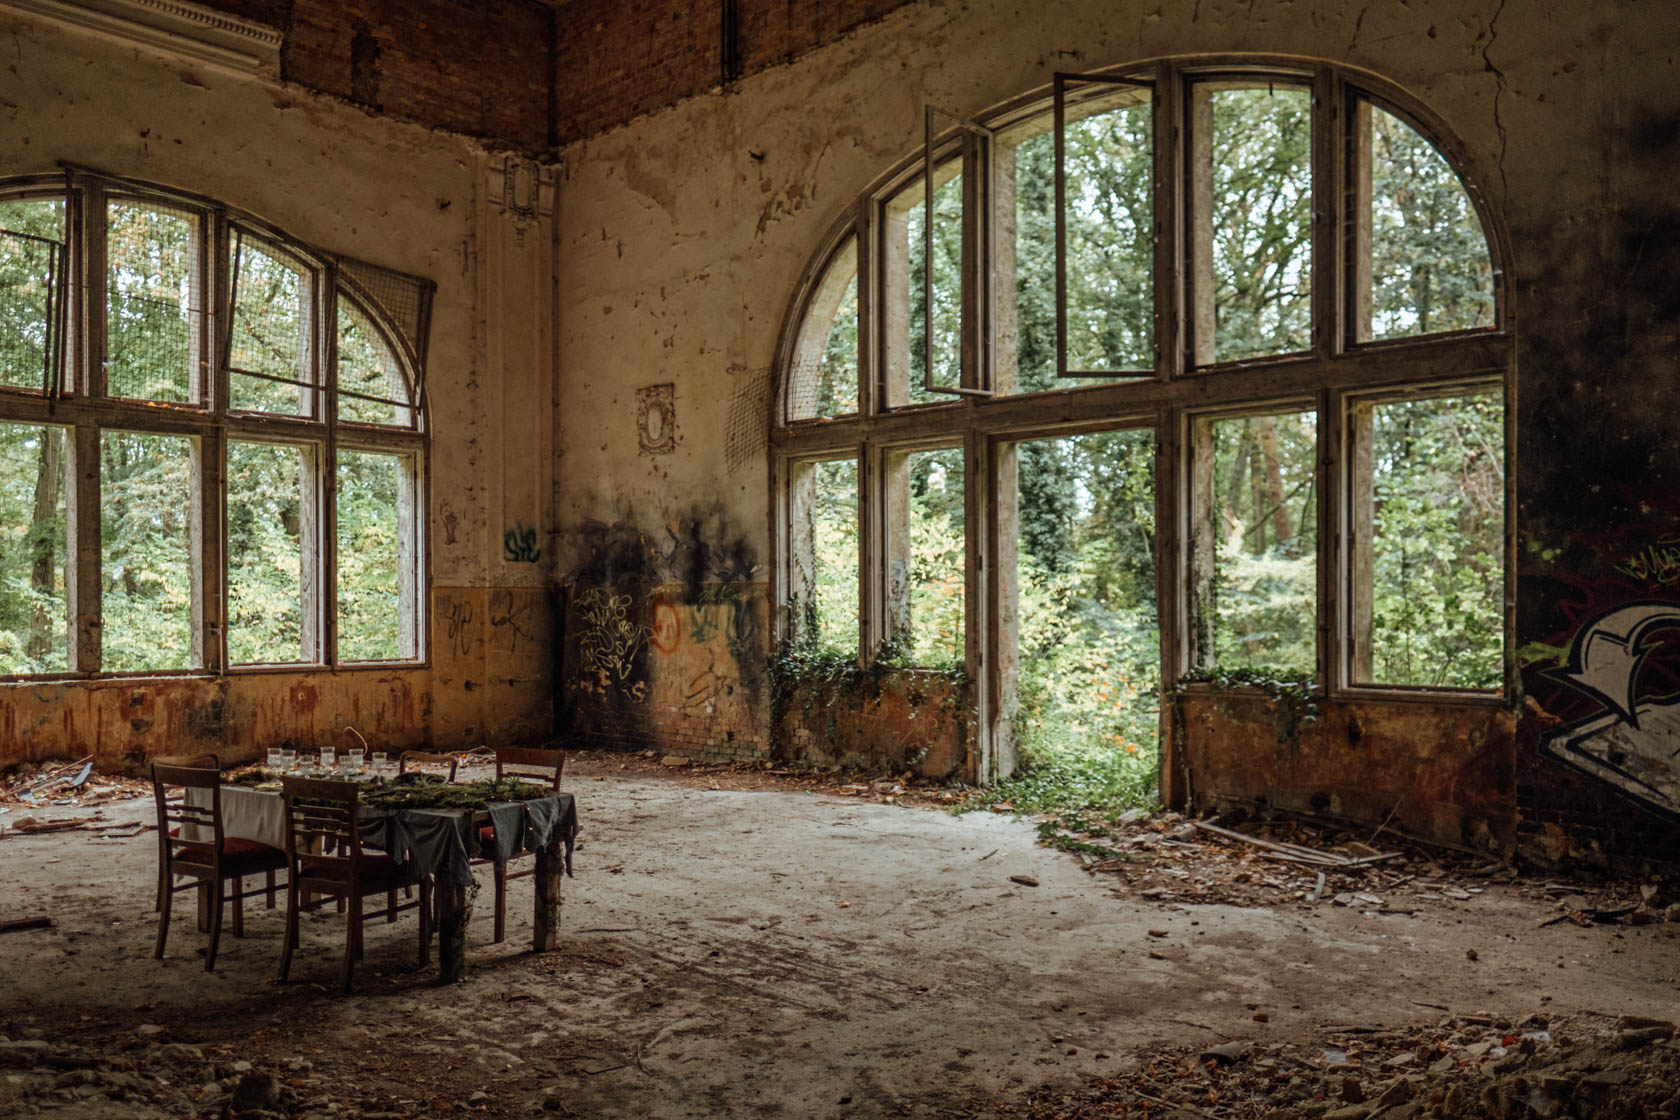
[552, 0, 923, 144]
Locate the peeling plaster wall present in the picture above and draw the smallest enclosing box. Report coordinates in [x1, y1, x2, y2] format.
[0, 10, 557, 767]
[556, 0, 1680, 856]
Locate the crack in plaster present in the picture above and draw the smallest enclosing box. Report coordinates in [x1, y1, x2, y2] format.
[1346, 3, 1369, 60]
[1480, 0, 1511, 201]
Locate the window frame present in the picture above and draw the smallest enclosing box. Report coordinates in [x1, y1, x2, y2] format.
[0, 167, 432, 681]
[773, 57, 1516, 779]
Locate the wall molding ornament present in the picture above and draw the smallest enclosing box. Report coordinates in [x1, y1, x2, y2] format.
[636, 383, 678, 456]
[1, 0, 281, 76]
[488, 155, 556, 248]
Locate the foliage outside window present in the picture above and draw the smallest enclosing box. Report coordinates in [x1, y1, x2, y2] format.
[0, 172, 428, 677]
[786, 239, 859, 420]
[777, 59, 1509, 788]
[787, 458, 859, 652]
[1353, 390, 1503, 688]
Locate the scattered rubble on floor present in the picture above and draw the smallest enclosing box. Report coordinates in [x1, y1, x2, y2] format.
[973, 1012, 1680, 1120]
[1034, 805, 1680, 929]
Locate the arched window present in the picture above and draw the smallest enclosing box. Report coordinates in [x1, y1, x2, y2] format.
[0, 169, 431, 676]
[774, 60, 1510, 781]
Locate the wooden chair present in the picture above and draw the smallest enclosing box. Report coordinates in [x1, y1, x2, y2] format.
[396, 751, 459, 781]
[278, 776, 431, 994]
[151, 761, 287, 972]
[477, 747, 566, 943]
[152, 752, 221, 913]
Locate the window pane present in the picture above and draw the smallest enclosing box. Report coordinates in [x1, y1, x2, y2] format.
[790, 458, 858, 650]
[901, 171, 961, 405]
[229, 235, 313, 414]
[1200, 85, 1313, 364]
[787, 240, 859, 420]
[0, 197, 65, 392]
[1363, 104, 1496, 341]
[889, 447, 964, 664]
[1061, 86, 1154, 373]
[228, 441, 311, 664]
[1202, 410, 1317, 676]
[107, 201, 201, 403]
[102, 431, 195, 671]
[337, 450, 413, 661]
[0, 423, 68, 673]
[1359, 392, 1503, 688]
[337, 296, 413, 426]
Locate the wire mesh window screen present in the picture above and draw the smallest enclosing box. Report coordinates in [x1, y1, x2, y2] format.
[228, 230, 315, 415]
[0, 198, 67, 394]
[106, 200, 205, 404]
[786, 238, 859, 421]
[336, 294, 414, 426]
[337, 257, 431, 371]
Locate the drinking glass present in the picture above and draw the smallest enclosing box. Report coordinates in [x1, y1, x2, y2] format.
[266, 748, 282, 772]
[346, 747, 365, 774]
[321, 746, 336, 772]
[371, 750, 388, 778]
[281, 749, 297, 772]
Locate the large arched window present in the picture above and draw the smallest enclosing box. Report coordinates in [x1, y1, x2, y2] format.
[0, 169, 431, 676]
[773, 60, 1511, 781]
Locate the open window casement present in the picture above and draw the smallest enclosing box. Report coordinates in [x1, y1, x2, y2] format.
[1054, 73, 1156, 380]
[920, 105, 995, 398]
[225, 226, 320, 416]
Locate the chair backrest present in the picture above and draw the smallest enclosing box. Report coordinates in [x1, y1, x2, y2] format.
[397, 750, 459, 781]
[281, 776, 364, 876]
[151, 762, 225, 867]
[494, 747, 565, 791]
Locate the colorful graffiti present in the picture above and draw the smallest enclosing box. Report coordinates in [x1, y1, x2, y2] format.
[1539, 599, 1680, 819]
[574, 588, 649, 701]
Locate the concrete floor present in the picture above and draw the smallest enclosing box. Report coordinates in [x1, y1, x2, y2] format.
[2, 755, 1678, 1117]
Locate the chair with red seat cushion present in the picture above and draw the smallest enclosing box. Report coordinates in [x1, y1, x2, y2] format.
[278, 776, 431, 994]
[151, 761, 288, 972]
[475, 747, 566, 943]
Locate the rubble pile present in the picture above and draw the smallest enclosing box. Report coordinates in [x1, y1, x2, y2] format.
[981, 1013, 1680, 1120]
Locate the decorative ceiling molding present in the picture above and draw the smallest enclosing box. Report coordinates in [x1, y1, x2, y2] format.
[0, 0, 281, 78]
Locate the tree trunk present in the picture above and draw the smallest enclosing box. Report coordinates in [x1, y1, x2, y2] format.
[26, 432, 61, 662]
[1252, 416, 1293, 551]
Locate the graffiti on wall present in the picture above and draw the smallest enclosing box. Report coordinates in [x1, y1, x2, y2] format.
[504, 523, 542, 563]
[488, 589, 536, 653]
[1539, 599, 1680, 819]
[439, 595, 479, 659]
[574, 587, 649, 702]
[1615, 536, 1680, 587]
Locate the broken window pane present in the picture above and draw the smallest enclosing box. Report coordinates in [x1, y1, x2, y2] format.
[337, 449, 415, 661]
[228, 441, 311, 664]
[789, 457, 859, 651]
[336, 296, 414, 426]
[1355, 391, 1503, 688]
[0, 197, 66, 392]
[101, 431, 196, 671]
[888, 446, 965, 664]
[1361, 103, 1496, 342]
[229, 234, 313, 414]
[106, 201, 202, 403]
[1198, 409, 1317, 676]
[787, 239, 859, 420]
[0, 423, 68, 673]
[1197, 84, 1313, 364]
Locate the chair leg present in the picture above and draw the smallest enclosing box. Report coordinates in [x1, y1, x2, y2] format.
[205, 878, 225, 972]
[493, 862, 507, 945]
[278, 878, 299, 983]
[154, 852, 166, 914]
[231, 877, 245, 940]
[342, 897, 359, 995]
[154, 872, 173, 959]
[387, 887, 398, 923]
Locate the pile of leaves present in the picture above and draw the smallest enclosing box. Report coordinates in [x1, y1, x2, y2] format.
[358, 775, 550, 811]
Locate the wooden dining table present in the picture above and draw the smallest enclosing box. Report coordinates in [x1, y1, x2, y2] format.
[189, 781, 578, 982]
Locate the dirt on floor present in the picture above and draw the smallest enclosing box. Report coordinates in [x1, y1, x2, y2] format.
[1, 750, 1678, 1119]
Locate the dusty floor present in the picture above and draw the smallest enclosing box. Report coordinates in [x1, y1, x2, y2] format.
[2, 752, 1678, 1118]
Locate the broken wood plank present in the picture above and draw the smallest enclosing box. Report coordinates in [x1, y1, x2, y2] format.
[0, 915, 55, 934]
